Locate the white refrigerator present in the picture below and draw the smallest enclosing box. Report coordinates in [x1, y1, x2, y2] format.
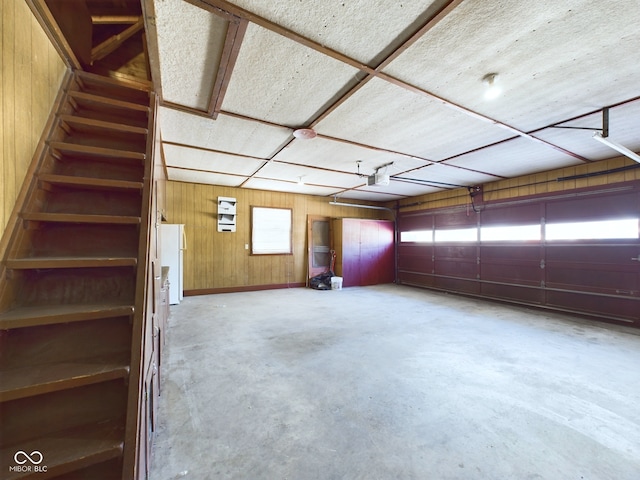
[160, 224, 185, 304]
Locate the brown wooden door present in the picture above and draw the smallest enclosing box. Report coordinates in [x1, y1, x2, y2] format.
[307, 216, 332, 280]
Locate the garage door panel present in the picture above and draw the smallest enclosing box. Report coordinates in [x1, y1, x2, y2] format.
[482, 263, 541, 286]
[546, 267, 638, 294]
[481, 245, 540, 261]
[398, 271, 434, 288]
[435, 259, 477, 278]
[435, 276, 479, 295]
[481, 283, 544, 304]
[545, 291, 639, 323]
[435, 245, 476, 260]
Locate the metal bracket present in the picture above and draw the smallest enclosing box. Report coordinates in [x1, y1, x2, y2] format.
[549, 107, 609, 137]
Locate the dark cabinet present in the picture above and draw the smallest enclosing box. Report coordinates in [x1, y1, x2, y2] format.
[333, 218, 395, 287]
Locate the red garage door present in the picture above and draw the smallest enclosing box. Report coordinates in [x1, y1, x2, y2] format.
[398, 183, 640, 325]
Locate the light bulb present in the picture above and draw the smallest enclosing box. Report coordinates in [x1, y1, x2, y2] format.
[482, 73, 502, 100]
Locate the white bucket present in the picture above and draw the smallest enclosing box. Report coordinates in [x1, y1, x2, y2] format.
[331, 276, 343, 290]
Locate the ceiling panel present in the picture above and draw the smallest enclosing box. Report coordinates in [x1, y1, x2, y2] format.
[159, 107, 292, 158]
[225, 0, 449, 65]
[272, 136, 429, 175]
[163, 144, 264, 175]
[167, 167, 246, 186]
[397, 163, 502, 188]
[221, 23, 360, 126]
[445, 138, 580, 178]
[257, 161, 368, 189]
[383, 0, 640, 131]
[314, 77, 513, 160]
[155, 0, 227, 109]
[354, 180, 444, 199]
[243, 178, 342, 196]
[146, 0, 639, 203]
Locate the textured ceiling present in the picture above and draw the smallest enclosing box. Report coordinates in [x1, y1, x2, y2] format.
[147, 0, 640, 202]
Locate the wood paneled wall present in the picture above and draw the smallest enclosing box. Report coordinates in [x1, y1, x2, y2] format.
[0, 0, 66, 233]
[164, 181, 392, 292]
[397, 156, 640, 212]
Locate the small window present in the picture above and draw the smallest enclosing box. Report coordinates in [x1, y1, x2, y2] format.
[251, 207, 292, 254]
[400, 230, 432, 243]
[434, 227, 477, 242]
[481, 224, 541, 242]
[546, 218, 638, 240]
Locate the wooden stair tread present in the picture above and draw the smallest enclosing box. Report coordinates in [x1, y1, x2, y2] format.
[6, 257, 138, 269]
[39, 173, 143, 191]
[0, 304, 135, 330]
[49, 141, 145, 162]
[1, 420, 124, 479]
[21, 212, 141, 225]
[69, 90, 150, 113]
[59, 114, 148, 136]
[76, 69, 152, 94]
[0, 362, 130, 402]
[0, 69, 151, 479]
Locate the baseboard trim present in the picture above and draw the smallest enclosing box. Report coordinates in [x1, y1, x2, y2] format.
[184, 282, 306, 296]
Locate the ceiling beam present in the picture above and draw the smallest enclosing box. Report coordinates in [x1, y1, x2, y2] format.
[311, 0, 464, 128]
[187, 0, 376, 75]
[162, 140, 266, 162]
[191, 0, 588, 164]
[374, 0, 466, 72]
[208, 18, 249, 119]
[378, 71, 591, 163]
[141, 0, 163, 99]
[161, 108, 505, 183]
[219, 110, 437, 165]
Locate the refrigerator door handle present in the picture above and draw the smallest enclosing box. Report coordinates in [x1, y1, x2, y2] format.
[182, 228, 187, 251]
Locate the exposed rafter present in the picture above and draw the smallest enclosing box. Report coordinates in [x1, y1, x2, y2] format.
[207, 17, 248, 119]
[91, 18, 144, 63]
[91, 15, 141, 25]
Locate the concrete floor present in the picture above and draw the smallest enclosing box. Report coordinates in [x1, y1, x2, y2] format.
[150, 284, 640, 480]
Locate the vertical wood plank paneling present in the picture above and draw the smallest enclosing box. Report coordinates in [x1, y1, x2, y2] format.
[167, 156, 640, 293]
[399, 156, 640, 213]
[0, 0, 64, 234]
[185, 182, 196, 290]
[14, 2, 31, 212]
[165, 182, 391, 291]
[2, 0, 16, 231]
[0, 0, 4, 231]
[203, 185, 214, 287]
[31, 15, 48, 143]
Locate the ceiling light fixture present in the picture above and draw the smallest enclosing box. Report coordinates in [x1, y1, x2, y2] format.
[292, 128, 317, 140]
[482, 73, 502, 100]
[593, 132, 640, 163]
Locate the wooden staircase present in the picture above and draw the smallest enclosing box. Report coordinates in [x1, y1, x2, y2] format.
[0, 70, 155, 479]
